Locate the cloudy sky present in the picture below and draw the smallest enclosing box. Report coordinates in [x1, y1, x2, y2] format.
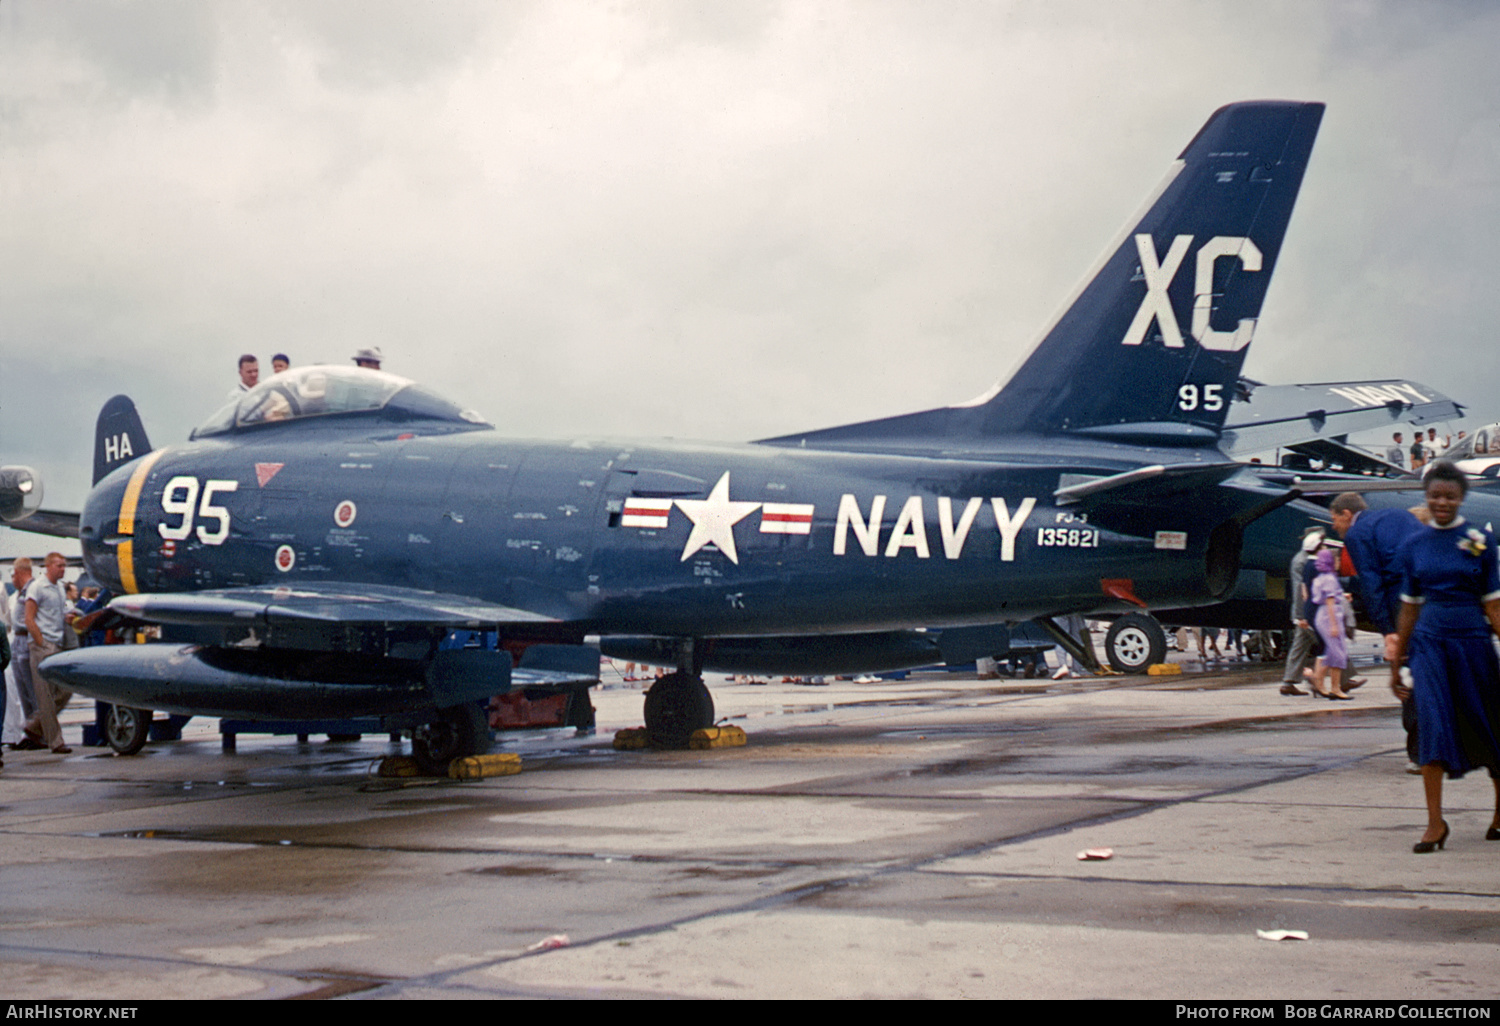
[4, 0, 1499, 559]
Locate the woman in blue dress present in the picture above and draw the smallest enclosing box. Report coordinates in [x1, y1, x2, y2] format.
[1391, 461, 1500, 852]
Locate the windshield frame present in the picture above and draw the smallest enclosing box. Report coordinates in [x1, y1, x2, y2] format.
[192, 365, 488, 438]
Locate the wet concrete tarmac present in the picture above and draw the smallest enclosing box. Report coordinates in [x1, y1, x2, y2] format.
[2, 656, 1497, 999]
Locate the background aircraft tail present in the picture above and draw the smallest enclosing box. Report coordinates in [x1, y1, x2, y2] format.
[763, 100, 1324, 451]
[93, 395, 153, 485]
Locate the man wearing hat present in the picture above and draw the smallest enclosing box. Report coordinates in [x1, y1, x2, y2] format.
[1280, 527, 1327, 695]
[352, 347, 383, 370]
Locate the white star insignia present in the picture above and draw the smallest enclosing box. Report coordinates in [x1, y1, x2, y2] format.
[674, 472, 761, 564]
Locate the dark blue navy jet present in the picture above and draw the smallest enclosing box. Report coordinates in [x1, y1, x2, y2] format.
[24, 101, 1331, 763]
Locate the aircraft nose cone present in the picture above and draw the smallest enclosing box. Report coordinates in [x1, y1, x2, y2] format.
[80, 473, 130, 595]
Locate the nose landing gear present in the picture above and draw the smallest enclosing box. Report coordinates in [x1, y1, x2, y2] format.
[104, 704, 153, 756]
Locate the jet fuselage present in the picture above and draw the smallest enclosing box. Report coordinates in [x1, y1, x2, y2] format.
[80, 420, 1245, 639]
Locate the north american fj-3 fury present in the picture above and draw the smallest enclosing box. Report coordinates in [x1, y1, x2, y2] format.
[5, 99, 1378, 764]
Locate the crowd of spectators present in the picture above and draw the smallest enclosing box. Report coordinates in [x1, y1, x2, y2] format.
[0, 554, 106, 759]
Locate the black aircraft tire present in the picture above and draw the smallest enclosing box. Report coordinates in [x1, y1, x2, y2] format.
[1105, 613, 1168, 674]
[643, 672, 715, 749]
[412, 703, 490, 775]
[104, 705, 152, 756]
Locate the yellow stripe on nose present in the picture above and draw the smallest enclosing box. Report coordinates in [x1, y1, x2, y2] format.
[117, 448, 166, 535]
[117, 449, 168, 594]
[117, 540, 137, 594]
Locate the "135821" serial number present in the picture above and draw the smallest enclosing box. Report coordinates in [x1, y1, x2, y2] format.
[1036, 527, 1099, 548]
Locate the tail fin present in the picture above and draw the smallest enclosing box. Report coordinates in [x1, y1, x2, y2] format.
[93, 395, 153, 485]
[762, 100, 1324, 450]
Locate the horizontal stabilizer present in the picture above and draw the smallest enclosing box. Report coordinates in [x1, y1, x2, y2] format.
[1054, 461, 1244, 505]
[111, 582, 556, 629]
[1220, 379, 1462, 458]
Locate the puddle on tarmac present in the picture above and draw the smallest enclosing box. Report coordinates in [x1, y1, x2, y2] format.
[669, 864, 786, 880]
[897, 754, 1024, 778]
[467, 863, 584, 880]
[1099, 705, 1394, 747]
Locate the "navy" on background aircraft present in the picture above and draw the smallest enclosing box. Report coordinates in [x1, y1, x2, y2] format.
[18, 100, 1328, 764]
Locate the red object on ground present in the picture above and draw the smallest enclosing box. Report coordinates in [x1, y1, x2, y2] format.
[489, 691, 571, 729]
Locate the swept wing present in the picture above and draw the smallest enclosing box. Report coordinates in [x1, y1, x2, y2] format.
[110, 582, 555, 630]
[1219, 379, 1461, 459]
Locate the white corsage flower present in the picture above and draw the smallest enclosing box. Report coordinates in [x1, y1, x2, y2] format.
[1458, 528, 1487, 558]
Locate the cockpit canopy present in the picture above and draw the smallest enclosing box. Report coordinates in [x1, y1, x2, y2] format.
[192, 365, 488, 439]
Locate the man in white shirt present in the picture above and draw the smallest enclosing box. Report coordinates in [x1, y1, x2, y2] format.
[24, 552, 73, 753]
[227, 354, 259, 401]
[5, 559, 41, 749]
[0, 577, 7, 766]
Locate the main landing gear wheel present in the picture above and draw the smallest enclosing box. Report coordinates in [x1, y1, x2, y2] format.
[411, 703, 490, 775]
[1105, 612, 1168, 674]
[643, 671, 715, 749]
[104, 705, 153, 756]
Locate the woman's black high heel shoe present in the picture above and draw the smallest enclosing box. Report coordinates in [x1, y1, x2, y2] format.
[1414, 821, 1449, 853]
[1485, 824, 1499, 841]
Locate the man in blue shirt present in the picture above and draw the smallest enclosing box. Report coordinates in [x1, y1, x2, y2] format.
[1332, 494, 1423, 658]
[1332, 492, 1423, 763]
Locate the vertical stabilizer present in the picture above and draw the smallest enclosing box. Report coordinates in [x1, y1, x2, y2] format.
[93, 395, 153, 485]
[761, 101, 1324, 450]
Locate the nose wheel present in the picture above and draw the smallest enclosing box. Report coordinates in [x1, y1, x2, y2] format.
[104, 705, 153, 756]
[643, 672, 715, 749]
